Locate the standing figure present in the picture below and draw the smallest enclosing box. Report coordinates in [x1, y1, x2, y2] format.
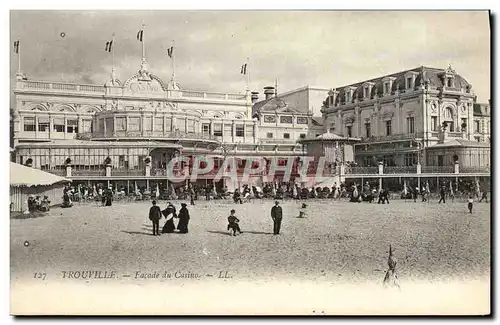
[149, 200, 162, 236]
[413, 186, 418, 202]
[39, 196, 51, 212]
[468, 196, 474, 214]
[189, 186, 196, 206]
[438, 186, 446, 204]
[298, 203, 308, 218]
[177, 203, 190, 234]
[162, 202, 177, 233]
[105, 188, 113, 206]
[378, 188, 390, 204]
[271, 201, 283, 235]
[227, 209, 242, 236]
[479, 191, 488, 203]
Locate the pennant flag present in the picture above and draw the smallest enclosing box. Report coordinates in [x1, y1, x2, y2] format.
[13, 40, 19, 54]
[240, 63, 247, 75]
[167, 46, 174, 58]
[137, 30, 143, 42]
[105, 40, 113, 52]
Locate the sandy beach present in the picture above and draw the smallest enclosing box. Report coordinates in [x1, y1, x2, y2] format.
[10, 199, 491, 315]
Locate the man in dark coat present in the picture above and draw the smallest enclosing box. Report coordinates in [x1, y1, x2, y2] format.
[177, 203, 190, 234]
[378, 188, 390, 204]
[148, 200, 162, 236]
[271, 201, 283, 235]
[438, 186, 446, 204]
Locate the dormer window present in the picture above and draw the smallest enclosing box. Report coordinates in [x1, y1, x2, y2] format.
[346, 92, 351, 103]
[407, 77, 412, 89]
[384, 82, 389, 95]
[447, 78, 453, 87]
[364, 87, 369, 99]
[405, 72, 418, 91]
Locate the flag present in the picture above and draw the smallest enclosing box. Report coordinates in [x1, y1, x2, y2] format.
[167, 46, 174, 58]
[240, 63, 247, 75]
[137, 30, 143, 42]
[105, 40, 113, 52]
[13, 40, 19, 54]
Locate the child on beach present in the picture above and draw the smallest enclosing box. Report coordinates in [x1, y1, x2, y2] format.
[468, 196, 474, 214]
[227, 209, 243, 236]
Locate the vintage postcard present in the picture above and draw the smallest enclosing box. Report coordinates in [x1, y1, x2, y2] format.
[9, 10, 491, 315]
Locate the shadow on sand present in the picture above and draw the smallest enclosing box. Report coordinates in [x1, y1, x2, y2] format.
[207, 230, 273, 236]
[121, 230, 155, 236]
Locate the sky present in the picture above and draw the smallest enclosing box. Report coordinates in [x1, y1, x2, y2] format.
[9, 10, 491, 104]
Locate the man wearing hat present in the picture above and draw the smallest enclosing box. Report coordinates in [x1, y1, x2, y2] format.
[177, 203, 190, 234]
[271, 201, 283, 235]
[148, 200, 162, 236]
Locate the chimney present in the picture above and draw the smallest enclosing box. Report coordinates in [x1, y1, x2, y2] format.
[251, 92, 259, 103]
[264, 86, 275, 100]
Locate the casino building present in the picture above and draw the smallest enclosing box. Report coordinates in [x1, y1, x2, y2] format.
[11, 53, 326, 190]
[11, 46, 491, 191]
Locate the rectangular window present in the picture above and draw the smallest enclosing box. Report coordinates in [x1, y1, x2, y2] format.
[53, 117, 65, 133]
[213, 123, 222, 136]
[115, 117, 126, 131]
[186, 120, 195, 134]
[155, 117, 164, 132]
[38, 116, 49, 132]
[461, 118, 467, 132]
[364, 87, 369, 98]
[384, 83, 389, 94]
[266, 132, 273, 138]
[365, 123, 371, 138]
[128, 117, 141, 131]
[202, 123, 211, 136]
[235, 124, 244, 137]
[407, 77, 412, 89]
[296, 117, 308, 124]
[346, 92, 351, 103]
[280, 116, 292, 124]
[82, 120, 92, 133]
[431, 116, 438, 131]
[23, 117, 36, 132]
[224, 124, 232, 137]
[407, 117, 415, 134]
[118, 155, 125, 168]
[245, 125, 254, 138]
[299, 133, 306, 139]
[66, 119, 78, 133]
[404, 153, 417, 166]
[283, 133, 290, 139]
[386, 120, 392, 136]
[447, 78, 452, 87]
[144, 117, 153, 131]
[474, 120, 480, 133]
[346, 125, 352, 137]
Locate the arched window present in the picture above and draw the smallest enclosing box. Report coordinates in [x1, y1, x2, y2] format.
[446, 107, 454, 119]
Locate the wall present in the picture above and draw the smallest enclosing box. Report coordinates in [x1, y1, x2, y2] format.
[10, 183, 67, 213]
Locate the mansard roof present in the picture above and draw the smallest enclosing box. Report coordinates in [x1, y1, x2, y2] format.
[329, 66, 472, 105]
[252, 96, 305, 117]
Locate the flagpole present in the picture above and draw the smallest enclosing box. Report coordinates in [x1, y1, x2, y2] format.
[111, 33, 116, 79]
[246, 57, 250, 91]
[17, 39, 21, 73]
[141, 23, 146, 61]
[172, 40, 176, 80]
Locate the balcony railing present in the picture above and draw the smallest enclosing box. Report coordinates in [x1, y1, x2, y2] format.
[359, 132, 424, 143]
[71, 169, 106, 176]
[112, 169, 144, 176]
[17, 80, 247, 101]
[44, 169, 66, 176]
[459, 166, 490, 173]
[76, 131, 220, 141]
[421, 166, 454, 174]
[345, 166, 379, 175]
[384, 166, 418, 174]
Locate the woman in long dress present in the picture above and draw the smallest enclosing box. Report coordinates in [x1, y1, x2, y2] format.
[162, 203, 177, 233]
[177, 203, 190, 234]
